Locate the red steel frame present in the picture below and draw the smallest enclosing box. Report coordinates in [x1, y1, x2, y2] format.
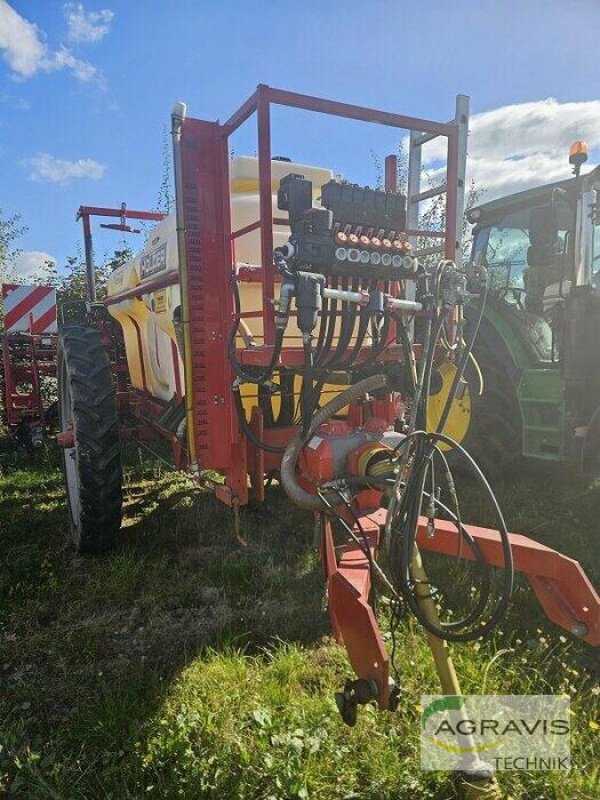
[75, 206, 168, 316]
[177, 84, 462, 507]
[322, 509, 600, 710]
[77, 205, 166, 303]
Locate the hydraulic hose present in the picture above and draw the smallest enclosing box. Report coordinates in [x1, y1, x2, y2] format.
[233, 385, 286, 454]
[337, 306, 371, 370]
[315, 290, 337, 367]
[391, 312, 417, 394]
[228, 279, 284, 385]
[435, 283, 488, 436]
[300, 336, 315, 437]
[319, 278, 358, 371]
[314, 281, 330, 360]
[387, 429, 514, 642]
[280, 373, 389, 510]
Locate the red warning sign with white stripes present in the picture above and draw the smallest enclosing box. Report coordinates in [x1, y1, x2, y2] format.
[1, 284, 58, 334]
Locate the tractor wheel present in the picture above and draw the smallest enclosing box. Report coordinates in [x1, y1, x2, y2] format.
[427, 338, 522, 477]
[57, 325, 122, 553]
[582, 405, 600, 475]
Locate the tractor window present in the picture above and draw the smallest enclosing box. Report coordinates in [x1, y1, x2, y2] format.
[471, 205, 572, 305]
[472, 209, 531, 301]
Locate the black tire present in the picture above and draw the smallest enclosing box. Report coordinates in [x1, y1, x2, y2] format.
[458, 338, 522, 476]
[57, 325, 122, 553]
[582, 405, 600, 475]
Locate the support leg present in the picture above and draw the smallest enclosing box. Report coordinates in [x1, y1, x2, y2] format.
[411, 545, 502, 799]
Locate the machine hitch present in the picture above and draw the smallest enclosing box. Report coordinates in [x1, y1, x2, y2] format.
[334, 678, 379, 727]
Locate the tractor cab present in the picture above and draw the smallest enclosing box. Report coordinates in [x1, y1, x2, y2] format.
[468, 176, 582, 363]
[462, 143, 600, 468]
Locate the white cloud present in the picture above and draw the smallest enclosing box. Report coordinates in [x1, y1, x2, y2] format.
[11, 250, 56, 280]
[421, 98, 600, 202]
[0, 0, 46, 78]
[53, 44, 104, 85]
[64, 2, 113, 44]
[0, 1, 105, 85]
[25, 152, 106, 184]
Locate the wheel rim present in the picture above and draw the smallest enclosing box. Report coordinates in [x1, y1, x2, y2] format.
[58, 358, 81, 530]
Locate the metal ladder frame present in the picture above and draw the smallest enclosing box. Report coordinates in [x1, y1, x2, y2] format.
[406, 94, 470, 264]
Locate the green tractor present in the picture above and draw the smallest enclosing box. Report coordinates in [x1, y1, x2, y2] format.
[437, 142, 600, 474]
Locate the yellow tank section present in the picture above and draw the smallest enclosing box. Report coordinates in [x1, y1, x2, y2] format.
[106, 155, 352, 415]
[106, 215, 183, 402]
[104, 252, 150, 394]
[230, 158, 361, 416]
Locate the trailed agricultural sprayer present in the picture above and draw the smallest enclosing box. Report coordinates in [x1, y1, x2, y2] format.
[56, 87, 599, 796]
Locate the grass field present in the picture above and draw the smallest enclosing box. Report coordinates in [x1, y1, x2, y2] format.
[0, 449, 598, 799]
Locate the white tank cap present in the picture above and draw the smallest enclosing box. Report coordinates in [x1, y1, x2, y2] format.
[172, 101, 187, 119]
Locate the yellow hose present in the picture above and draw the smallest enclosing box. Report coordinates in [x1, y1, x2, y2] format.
[410, 546, 503, 800]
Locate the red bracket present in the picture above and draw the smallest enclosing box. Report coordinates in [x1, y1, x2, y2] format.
[322, 515, 391, 710]
[415, 517, 600, 646]
[322, 508, 599, 704]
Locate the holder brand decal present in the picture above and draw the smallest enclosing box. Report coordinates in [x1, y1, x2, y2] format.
[141, 243, 167, 279]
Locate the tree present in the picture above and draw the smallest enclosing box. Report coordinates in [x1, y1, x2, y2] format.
[105, 245, 134, 273]
[0, 209, 26, 283]
[155, 127, 173, 215]
[55, 243, 134, 304]
[30, 259, 59, 289]
[0, 210, 27, 330]
[371, 139, 409, 193]
[372, 142, 484, 263]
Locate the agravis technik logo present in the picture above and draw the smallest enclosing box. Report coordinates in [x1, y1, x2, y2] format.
[420, 695, 570, 771]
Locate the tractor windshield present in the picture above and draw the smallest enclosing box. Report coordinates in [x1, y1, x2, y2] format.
[471, 202, 573, 312]
[471, 210, 530, 299]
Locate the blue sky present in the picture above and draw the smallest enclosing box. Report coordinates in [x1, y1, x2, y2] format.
[1, 0, 600, 278]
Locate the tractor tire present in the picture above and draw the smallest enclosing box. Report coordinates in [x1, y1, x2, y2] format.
[455, 338, 522, 476]
[582, 405, 600, 475]
[427, 337, 522, 477]
[57, 325, 122, 553]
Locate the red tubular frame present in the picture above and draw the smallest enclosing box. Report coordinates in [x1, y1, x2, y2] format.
[103, 272, 180, 306]
[76, 205, 166, 303]
[174, 84, 463, 505]
[323, 508, 599, 708]
[222, 84, 460, 350]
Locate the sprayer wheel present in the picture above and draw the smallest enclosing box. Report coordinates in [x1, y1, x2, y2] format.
[57, 325, 122, 553]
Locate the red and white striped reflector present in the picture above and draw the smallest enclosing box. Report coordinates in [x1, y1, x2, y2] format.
[1, 284, 58, 334]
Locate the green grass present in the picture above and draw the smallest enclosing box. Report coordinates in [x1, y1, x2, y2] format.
[0, 449, 598, 799]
